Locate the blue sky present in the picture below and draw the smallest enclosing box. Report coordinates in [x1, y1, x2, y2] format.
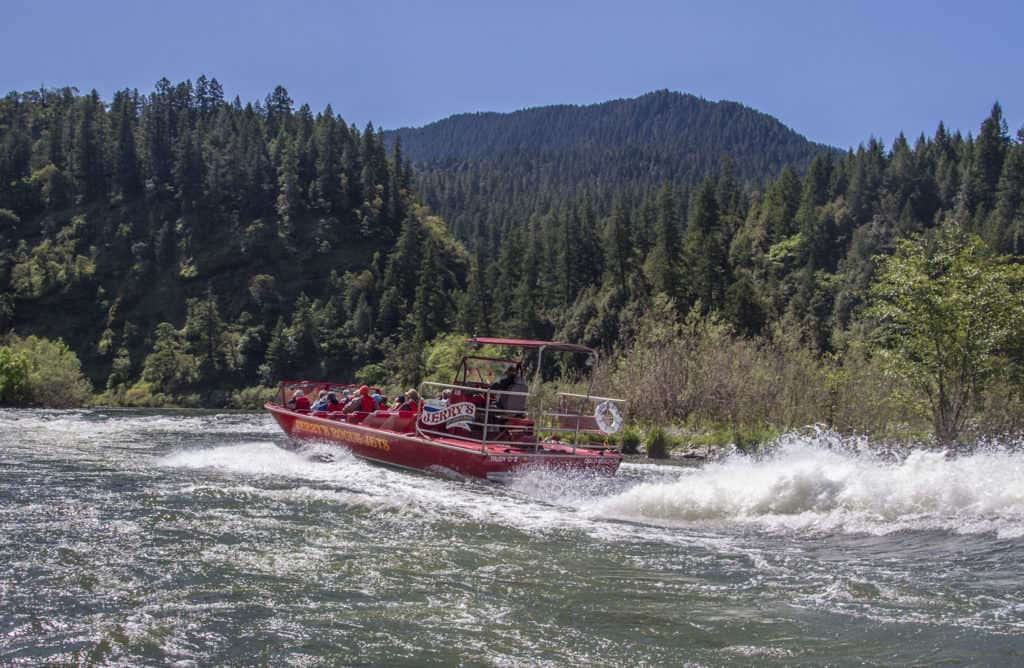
[2, 0, 1021, 149]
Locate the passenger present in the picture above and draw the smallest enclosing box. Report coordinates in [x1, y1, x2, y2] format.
[344, 384, 377, 414]
[397, 389, 421, 412]
[291, 389, 311, 411]
[310, 389, 330, 411]
[371, 391, 383, 409]
[325, 393, 344, 412]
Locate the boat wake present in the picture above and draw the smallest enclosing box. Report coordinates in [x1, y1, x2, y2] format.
[581, 433, 1024, 537]
[155, 430, 1024, 541]
[157, 441, 368, 481]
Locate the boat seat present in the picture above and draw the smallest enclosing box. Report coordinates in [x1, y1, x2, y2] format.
[347, 412, 370, 424]
[499, 380, 528, 415]
[361, 410, 392, 429]
[504, 417, 533, 431]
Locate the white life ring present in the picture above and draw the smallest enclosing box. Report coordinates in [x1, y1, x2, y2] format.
[594, 401, 623, 435]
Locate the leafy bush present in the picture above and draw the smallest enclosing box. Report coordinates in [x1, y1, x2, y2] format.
[420, 332, 471, 384]
[0, 347, 31, 404]
[0, 334, 92, 407]
[619, 425, 642, 454]
[354, 362, 389, 387]
[824, 339, 926, 436]
[229, 385, 276, 409]
[645, 426, 674, 459]
[610, 303, 828, 436]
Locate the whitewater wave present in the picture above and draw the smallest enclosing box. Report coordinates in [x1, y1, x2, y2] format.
[158, 441, 367, 480]
[588, 434, 1024, 537]
[154, 431, 1024, 540]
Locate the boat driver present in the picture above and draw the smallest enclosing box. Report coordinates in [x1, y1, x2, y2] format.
[490, 365, 518, 392]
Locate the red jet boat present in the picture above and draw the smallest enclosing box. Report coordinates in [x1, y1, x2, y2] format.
[265, 337, 625, 482]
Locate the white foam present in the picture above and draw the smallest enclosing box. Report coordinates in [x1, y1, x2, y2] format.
[588, 435, 1024, 535]
[1, 408, 273, 440]
[157, 441, 365, 482]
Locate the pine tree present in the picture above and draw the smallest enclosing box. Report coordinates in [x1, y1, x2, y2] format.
[387, 135, 407, 227]
[603, 197, 633, 292]
[847, 139, 887, 225]
[969, 102, 1010, 216]
[265, 85, 293, 136]
[990, 138, 1024, 254]
[643, 184, 682, 301]
[273, 127, 301, 241]
[144, 78, 174, 192]
[682, 179, 728, 313]
[411, 236, 449, 344]
[456, 245, 490, 335]
[71, 90, 108, 202]
[184, 286, 229, 387]
[110, 91, 142, 200]
[173, 119, 205, 217]
[311, 106, 342, 213]
[378, 215, 424, 332]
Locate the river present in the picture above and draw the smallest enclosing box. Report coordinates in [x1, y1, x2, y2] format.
[1, 409, 1022, 666]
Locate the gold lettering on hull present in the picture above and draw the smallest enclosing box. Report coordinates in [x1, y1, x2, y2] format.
[292, 420, 391, 451]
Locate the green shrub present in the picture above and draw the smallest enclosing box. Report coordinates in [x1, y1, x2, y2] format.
[354, 363, 389, 387]
[620, 425, 642, 454]
[609, 305, 825, 432]
[645, 426, 674, 459]
[731, 425, 778, 453]
[229, 385, 276, 409]
[123, 382, 157, 406]
[0, 334, 92, 407]
[0, 347, 31, 404]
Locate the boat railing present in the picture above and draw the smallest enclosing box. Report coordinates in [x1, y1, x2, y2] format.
[552, 392, 627, 448]
[417, 381, 625, 453]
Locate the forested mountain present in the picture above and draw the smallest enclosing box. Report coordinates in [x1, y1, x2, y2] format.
[384, 90, 837, 243]
[0, 78, 466, 402]
[446, 102, 1024, 353]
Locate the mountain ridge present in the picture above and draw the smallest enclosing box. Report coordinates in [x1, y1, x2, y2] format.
[383, 89, 837, 167]
[381, 89, 838, 244]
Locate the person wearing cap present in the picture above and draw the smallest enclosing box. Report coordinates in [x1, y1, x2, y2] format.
[371, 391, 383, 409]
[291, 389, 311, 411]
[343, 384, 377, 414]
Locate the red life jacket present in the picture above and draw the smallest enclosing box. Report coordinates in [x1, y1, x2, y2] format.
[326, 401, 344, 412]
[359, 394, 376, 412]
[293, 396, 310, 410]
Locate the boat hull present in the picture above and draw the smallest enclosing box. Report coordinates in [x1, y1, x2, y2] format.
[265, 403, 621, 481]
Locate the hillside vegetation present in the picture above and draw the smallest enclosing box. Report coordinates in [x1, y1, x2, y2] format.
[2, 80, 1024, 443]
[0, 78, 465, 403]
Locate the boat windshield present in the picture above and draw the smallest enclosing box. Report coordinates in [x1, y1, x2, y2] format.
[456, 355, 520, 387]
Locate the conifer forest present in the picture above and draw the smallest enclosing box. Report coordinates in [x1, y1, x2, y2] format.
[2, 80, 1023, 443]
